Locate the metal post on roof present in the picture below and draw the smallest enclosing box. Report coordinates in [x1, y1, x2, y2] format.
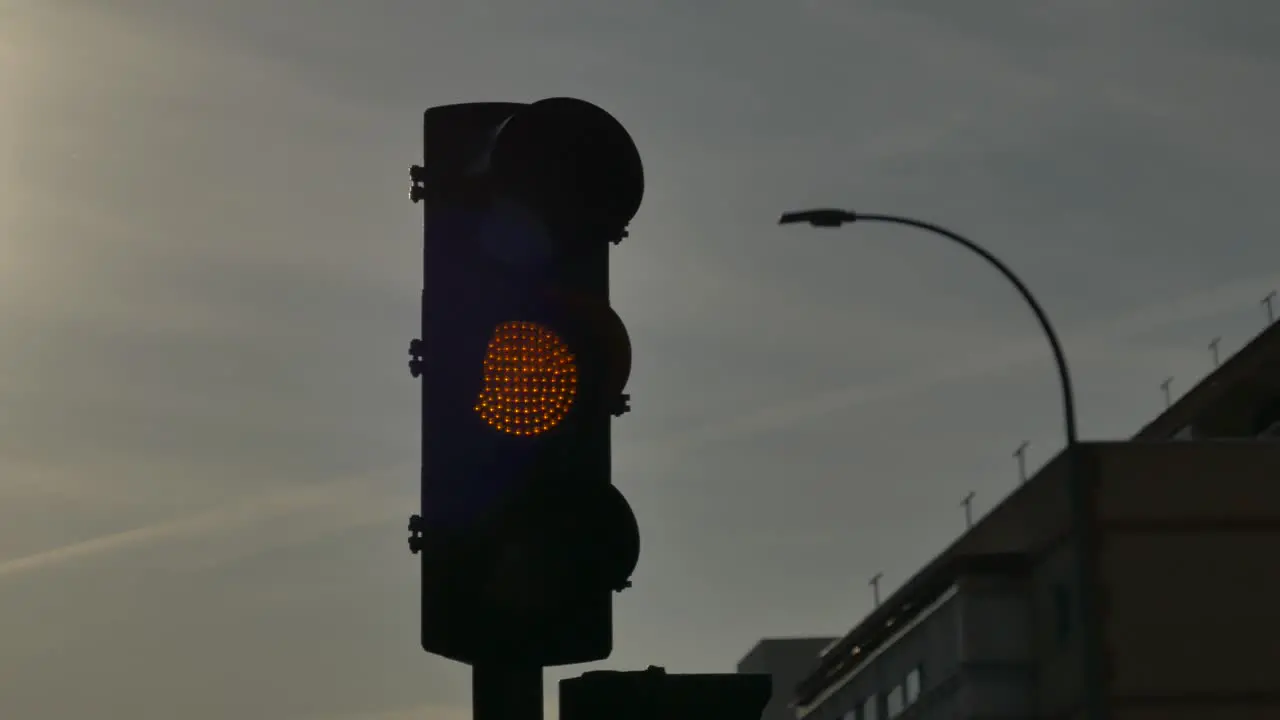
[1265, 291, 1276, 326]
[870, 573, 883, 607]
[1210, 337, 1221, 368]
[1161, 377, 1174, 408]
[1013, 441, 1030, 483]
[961, 491, 976, 529]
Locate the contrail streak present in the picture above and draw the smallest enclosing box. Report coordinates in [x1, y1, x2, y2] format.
[0, 473, 406, 579]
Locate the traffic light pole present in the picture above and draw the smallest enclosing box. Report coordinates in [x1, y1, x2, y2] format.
[473, 664, 543, 720]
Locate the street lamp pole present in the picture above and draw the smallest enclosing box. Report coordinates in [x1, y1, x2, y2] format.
[780, 209, 1077, 445]
[779, 208, 1105, 720]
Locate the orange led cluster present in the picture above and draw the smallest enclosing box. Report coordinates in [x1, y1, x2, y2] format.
[474, 321, 578, 436]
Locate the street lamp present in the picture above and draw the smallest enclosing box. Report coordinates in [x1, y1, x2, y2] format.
[779, 209, 1076, 444]
[778, 208, 1106, 720]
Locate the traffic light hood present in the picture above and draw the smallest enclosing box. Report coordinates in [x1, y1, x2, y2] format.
[545, 289, 633, 401]
[491, 97, 645, 235]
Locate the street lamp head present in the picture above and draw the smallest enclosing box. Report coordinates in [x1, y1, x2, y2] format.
[777, 208, 857, 228]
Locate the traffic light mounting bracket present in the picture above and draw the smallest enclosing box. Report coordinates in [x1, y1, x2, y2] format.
[408, 164, 430, 204]
[407, 513, 425, 554]
[407, 338, 424, 378]
[612, 394, 631, 416]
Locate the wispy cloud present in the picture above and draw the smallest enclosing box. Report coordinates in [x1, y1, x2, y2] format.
[4, 2, 1279, 718]
[0, 469, 407, 579]
[651, 271, 1280, 457]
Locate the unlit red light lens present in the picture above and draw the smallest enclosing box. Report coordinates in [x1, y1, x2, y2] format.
[474, 321, 578, 436]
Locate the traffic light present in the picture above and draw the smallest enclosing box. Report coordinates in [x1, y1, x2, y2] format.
[406, 98, 643, 667]
[560, 667, 772, 720]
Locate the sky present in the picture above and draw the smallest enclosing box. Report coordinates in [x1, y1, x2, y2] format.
[3, 0, 1280, 717]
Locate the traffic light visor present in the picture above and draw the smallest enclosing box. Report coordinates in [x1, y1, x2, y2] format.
[491, 97, 644, 230]
[474, 321, 578, 436]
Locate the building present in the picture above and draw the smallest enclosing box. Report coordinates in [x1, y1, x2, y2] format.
[739, 637, 838, 720]
[788, 321, 1280, 720]
[1134, 318, 1280, 441]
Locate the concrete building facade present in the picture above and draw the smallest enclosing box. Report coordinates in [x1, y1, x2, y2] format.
[739, 637, 838, 720]
[793, 442, 1280, 720]
[787, 322, 1280, 719]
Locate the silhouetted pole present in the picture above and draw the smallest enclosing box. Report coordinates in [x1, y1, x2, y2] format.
[869, 573, 883, 607]
[778, 208, 1106, 720]
[474, 666, 542, 720]
[1161, 377, 1174, 409]
[961, 491, 976, 529]
[1209, 337, 1221, 368]
[1265, 291, 1276, 326]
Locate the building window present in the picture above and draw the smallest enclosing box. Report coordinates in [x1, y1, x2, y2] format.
[905, 666, 922, 704]
[886, 685, 904, 718]
[862, 695, 878, 720]
[842, 710, 857, 720]
[1054, 584, 1072, 643]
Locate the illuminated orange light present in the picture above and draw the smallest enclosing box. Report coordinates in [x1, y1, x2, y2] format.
[473, 321, 578, 436]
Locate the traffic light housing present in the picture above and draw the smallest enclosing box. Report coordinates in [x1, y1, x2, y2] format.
[560, 667, 773, 720]
[407, 98, 642, 667]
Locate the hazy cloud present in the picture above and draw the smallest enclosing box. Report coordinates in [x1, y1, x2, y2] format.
[3, 1, 1279, 718]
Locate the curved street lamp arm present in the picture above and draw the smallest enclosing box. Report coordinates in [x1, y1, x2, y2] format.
[778, 206, 1080, 443]
[854, 212, 1078, 447]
